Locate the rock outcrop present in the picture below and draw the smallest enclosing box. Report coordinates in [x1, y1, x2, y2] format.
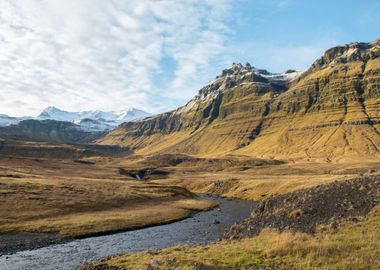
[223, 175, 380, 238]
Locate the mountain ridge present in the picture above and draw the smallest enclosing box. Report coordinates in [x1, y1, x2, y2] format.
[38, 106, 151, 131]
[98, 39, 380, 160]
[0, 119, 104, 144]
[0, 107, 151, 132]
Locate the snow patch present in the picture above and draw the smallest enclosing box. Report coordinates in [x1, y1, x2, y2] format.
[37, 107, 151, 131]
[255, 70, 303, 82]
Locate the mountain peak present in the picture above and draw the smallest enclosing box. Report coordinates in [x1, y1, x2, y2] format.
[311, 39, 380, 70]
[38, 106, 75, 121]
[42, 106, 63, 113]
[36, 107, 151, 131]
[188, 63, 301, 105]
[218, 62, 254, 79]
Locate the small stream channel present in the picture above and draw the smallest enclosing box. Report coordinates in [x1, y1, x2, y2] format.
[0, 195, 254, 270]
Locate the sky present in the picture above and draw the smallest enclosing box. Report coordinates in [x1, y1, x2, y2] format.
[0, 0, 379, 117]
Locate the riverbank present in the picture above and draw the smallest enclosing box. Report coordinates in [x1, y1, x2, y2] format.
[0, 197, 215, 256]
[0, 155, 215, 255]
[81, 206, 380, 270]
[0, 196, 253, 270]
[0, 233, 69, 256]
[79, 175, 380, 270]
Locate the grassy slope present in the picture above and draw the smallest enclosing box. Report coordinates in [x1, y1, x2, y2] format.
[88, 205, 380, 270]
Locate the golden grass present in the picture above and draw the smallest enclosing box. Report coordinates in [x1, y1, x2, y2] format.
[0, 156, 215, 238]
[153, 159, 380, 201]
[90, 153, 366, 202]
[365, 57, 380, 71]
[0, 199, 214, 237]
[2, 142, 380, 253]
[95, 205, 380, 270]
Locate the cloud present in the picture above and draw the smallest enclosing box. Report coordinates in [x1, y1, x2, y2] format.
[0, 0, 232, 116]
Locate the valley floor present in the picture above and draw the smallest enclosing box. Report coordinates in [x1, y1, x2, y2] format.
[1, 141, 380, 269]
[75, 154, 380, 270]
[0, 146, 215, 254]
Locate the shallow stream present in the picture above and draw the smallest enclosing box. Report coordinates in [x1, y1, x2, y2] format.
[0, 195, 253, 270]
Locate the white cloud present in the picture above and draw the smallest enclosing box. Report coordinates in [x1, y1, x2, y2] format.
[0, 0, 232, 116]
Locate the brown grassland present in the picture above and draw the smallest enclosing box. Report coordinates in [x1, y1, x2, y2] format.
[1, 141, 380, 269]
[0, 147, 215, 238]
[76, 153, 380, 269]
[2, 143, 380, 237]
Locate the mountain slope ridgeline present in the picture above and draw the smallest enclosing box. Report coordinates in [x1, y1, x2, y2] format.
[98, 39, 380, 160]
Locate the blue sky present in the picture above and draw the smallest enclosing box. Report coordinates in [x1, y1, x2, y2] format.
[227, 0, 380, 71]
[0, 0, 379, 116]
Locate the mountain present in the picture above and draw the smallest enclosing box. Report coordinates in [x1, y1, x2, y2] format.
[0, 114, 30, 126]
[38, 107, 151, 131]
[0, 107, 150, 144]
[98, 39, 380, 160]
[0, 108, 150, 132]
[37, 107, 78, 122]
[0, 119, 104, 144]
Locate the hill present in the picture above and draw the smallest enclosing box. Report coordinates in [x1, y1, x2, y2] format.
[0, 119, 104, 144]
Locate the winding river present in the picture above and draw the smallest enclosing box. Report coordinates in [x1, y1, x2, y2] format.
[0, 195, 253, 270]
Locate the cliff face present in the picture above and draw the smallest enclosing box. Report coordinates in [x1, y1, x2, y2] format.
[98, 39, 380, 160]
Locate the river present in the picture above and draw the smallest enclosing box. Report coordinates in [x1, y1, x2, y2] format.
[0, 195, 253, 270]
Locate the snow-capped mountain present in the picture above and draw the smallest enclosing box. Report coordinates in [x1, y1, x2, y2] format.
[180, 63, 303, 110]
[37, 107, 150, 131]
[38, 107, 78, 122]
[0, 107, 150, 132]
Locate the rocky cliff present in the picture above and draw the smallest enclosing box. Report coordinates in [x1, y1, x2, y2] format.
[98, 39, 380, 160]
